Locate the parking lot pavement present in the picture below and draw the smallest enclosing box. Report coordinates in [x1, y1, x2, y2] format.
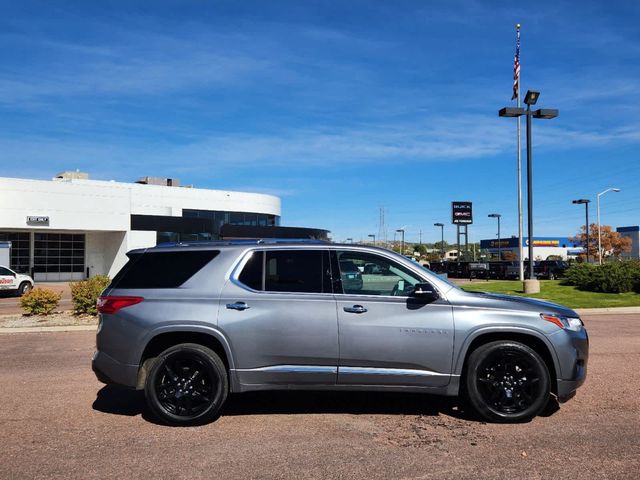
[0, 314, 638, 479]
[0, 282, 72, 315]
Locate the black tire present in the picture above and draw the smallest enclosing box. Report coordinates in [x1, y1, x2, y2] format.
[464, 341, 550, 423]
[17, 282, 32, 297]
[144, 343, 228, 426]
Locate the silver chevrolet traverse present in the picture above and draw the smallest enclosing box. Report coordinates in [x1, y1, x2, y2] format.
[92, 240, 588, 426]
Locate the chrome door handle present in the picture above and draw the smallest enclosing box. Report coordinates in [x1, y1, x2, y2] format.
[343, 305, 367, 314]
[226, 302, 250, 311]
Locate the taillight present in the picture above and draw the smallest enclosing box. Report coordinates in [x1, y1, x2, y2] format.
[97, 296, 144, 314]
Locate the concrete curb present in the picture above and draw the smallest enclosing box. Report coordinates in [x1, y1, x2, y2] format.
[0, 325, 97, 334]
[576, 306, 640, 315]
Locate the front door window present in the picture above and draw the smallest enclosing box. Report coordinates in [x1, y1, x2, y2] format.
[336, 250, 423, 296]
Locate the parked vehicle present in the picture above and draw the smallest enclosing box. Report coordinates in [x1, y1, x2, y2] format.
[93, 240, 588, 426]
[535, 260, 569, 280]
[0, 265, 34, 296]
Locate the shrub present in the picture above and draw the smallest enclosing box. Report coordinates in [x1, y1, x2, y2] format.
[20, 288, 62, 315]
[562, 263, 598, 289]
[70, 275, 111, 315]
[563, 261, 640, 294]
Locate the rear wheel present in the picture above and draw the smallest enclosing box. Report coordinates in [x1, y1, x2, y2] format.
[464, 341, 550, 423]
[144, 343, 228, 426]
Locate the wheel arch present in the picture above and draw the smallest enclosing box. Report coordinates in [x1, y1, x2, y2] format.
[456, 328, 559, 396]
[136, 326, 235, 390]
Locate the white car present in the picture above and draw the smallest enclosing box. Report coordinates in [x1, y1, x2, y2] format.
[0, 266, 34, 296]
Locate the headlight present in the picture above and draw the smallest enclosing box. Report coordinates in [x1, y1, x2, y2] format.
[541, 314, 583, 331]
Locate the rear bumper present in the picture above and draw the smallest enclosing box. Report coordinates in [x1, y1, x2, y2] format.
[92, 350, 138, 389]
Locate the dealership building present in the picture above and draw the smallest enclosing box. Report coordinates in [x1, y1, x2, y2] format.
[0, 171, 289, 281]
[480, 236, 582, 261]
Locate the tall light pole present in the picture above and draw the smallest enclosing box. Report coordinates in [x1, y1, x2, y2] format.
[434, 223, 444, 259]
[396, 229, 405, 255]
[572, 199, 591, 263]
[488, 213, 502, 261]
[596, 188, 621, 264]
[368, 234, 376, 246]
[499, 90, 558, 292]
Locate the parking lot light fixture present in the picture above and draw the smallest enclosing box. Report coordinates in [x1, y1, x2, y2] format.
[499, 89, 559, 289]
[524, 90, 540, 105]
[596, 188, 621, 264]
[368, 234, 376, 246]
[572, 199, 591, 263]
[488, 214, 502, 261]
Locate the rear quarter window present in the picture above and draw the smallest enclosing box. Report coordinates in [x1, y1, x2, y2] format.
[110, 250, 220, 289]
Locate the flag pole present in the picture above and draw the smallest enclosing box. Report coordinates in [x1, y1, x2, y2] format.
[515, 24, 524, 281]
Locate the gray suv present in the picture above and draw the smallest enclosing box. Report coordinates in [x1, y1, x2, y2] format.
[92, 240, 588, 426]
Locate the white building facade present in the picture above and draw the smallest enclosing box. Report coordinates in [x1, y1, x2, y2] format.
[0, 172, 281, 281]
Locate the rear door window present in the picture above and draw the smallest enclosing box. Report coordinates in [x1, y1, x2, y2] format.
[237, 249, 331, 293]
[110, 250, 219, 289]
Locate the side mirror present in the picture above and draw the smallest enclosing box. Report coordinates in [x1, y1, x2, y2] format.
[412, 283, 439, 301]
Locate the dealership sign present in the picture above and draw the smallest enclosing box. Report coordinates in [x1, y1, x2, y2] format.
[26, 216, 50, 226]
[451, 202, 473, 225]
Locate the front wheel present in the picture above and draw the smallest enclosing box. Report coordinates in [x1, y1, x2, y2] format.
[17, 282, 32, 296]
[464, 341, 550, 423]
[144, 343, 228, 426]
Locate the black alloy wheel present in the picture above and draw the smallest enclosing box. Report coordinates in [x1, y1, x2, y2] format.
[144, 343, 228, 426]
[465, 341, 550, 423]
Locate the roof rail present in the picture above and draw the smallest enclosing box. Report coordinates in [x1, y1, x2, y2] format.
[154, 238, 329, 248]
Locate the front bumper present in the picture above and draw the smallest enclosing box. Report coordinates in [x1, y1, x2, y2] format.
[92, 350, 139, 389]
[552, 326, 589, 402]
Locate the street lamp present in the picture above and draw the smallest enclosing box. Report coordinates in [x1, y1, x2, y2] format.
[499, 90, 559, 290]
[396, 229, 405, 255]
[488, 214, 502, 261]
[572, 199, 591, 263]
[434, 223, 444, 258]
[368, 234, 376, 246]
[596, 188, 621, 264]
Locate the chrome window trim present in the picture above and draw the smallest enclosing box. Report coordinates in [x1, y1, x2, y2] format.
[227, 245, 450, 300]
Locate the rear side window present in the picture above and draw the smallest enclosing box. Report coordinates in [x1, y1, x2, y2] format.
[110, 250, 219, 289]
[237, 250, 330, 293]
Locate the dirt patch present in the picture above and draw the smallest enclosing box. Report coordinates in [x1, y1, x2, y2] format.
[0, 312, 98, 328]
[377, 412, 492, 449]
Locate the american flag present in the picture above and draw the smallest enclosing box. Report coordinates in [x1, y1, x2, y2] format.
[512, 27, 520, 100]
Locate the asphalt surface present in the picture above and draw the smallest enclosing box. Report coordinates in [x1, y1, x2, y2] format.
[1, 313, 638, 479]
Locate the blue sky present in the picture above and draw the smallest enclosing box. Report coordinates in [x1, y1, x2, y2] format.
[1, 0, 639, 243]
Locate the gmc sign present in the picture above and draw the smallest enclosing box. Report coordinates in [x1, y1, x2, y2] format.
[452, 202, 473, 225]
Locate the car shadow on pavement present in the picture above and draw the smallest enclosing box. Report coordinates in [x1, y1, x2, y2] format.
[92, 385, 473, 422]
[222, 390, 472, 419]
[93, 385, 147, 417]
[93, 386, 560, 424]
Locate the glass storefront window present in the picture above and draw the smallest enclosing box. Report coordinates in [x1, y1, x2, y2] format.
[33, 233, 85, 275]
[0, 232, 30, 273]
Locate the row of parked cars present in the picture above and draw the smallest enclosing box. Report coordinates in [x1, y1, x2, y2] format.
[427, 260, 569, 280]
